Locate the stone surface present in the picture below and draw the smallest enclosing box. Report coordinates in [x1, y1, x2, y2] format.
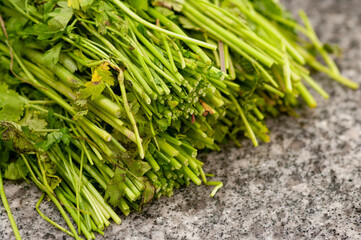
[1, 0, 361, 239]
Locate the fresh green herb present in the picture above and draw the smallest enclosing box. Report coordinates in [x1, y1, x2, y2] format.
[0, 0, 357, 239]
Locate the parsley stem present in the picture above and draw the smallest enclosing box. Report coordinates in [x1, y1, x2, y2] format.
[22, 155, 81, 240]
[296, 82, 317, 108]
[5, 0, 40, 24]
[184, 1, 274, 68]
[0, 171, 22, 240]
[229, 94, 258, 147]
[35, 194, 80, 239]
[109, 0, 217, 50]
[118, 70, 145, 159]
[147, 8, 212, 64]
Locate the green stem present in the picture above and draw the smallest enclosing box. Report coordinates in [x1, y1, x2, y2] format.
[36, 194, 80, 239]
[296, 82, 317, 108]
[183, 2, 274, 68]
[118, 70, 145, 159]
[109, 0, 216, 50]
[21, 155, 81, 240]
[229, 94, 258, 147]
[5, 0, 40, 24]
[147, 8, 212, 64]
[0, 171, 22, 240]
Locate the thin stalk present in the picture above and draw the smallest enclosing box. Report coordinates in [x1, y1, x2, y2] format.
[108, 0, 216, 50]
[21, 155, 81, 240]
[296, 82, 317, 108]
[299, 10, 340, 75]
[0, 171, 22, 240]
[184, 2, 274, 67]
[118, 70, 145, 159]
[36, 194, 80, 239]
[229, 94, 258, 147]
[301, 73, 329, 99]
[282, 41, 292, 93]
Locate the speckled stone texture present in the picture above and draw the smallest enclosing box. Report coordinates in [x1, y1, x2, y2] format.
[1, 0, 361, 239]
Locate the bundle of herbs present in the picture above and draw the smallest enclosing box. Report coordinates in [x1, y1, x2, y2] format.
[0, 0, 358, 239]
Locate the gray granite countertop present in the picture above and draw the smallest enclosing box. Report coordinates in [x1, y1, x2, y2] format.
[1, 0, 361, 239]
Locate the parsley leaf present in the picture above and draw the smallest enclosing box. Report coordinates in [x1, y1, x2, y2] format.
[123, 158, 151, 177]
[19, 110, 48, 132]
[140, 180, 155, 209]
[48, 1, 73, 31]
[104, 167, 127, 206]
[43, 42, 63, 66]
[36, 127, 71, 150]
[3, 157, 29, 181]
[0, 84, 25, 122]
[68, 0, 95, 10]
[78, 62, 115, 100]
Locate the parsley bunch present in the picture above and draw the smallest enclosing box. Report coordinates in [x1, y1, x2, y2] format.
[0, 0, 357, 239]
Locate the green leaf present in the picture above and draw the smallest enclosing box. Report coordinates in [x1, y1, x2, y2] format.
[251, 0, 295, 27]
[68, 0, 95, 10]
[43, 42, 63, 66]
[47, 109, 56, 129]
[0, 84, 24, 122]
[38, 154, 61, 190]
[72, 109, 88, 121]
[35, 128, 71, 150]
[93, 63, 114, 86]
[24, 23, 63, 41]
[155, 117, 169, 131]
[48, 1, 73, 31]
[78, 63, 114, 100]
[59, 128, 71, 145]
[78, 81, 105, 100]
[19, 110, 48, 132]
[3, 157, 29, 180]
[0, 140, 10, 168]
[123, 159, 151, 177]
[104, 168, 127, 206]
[140, 180, 155, 209]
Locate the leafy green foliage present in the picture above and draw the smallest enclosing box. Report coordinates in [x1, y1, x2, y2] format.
[38, 153, 62, 190]
[19, 111, 48, 132]
[0, 0, 352, 236]
[36, 128, 71, 151]
[0, 84, 24, 122]
[68, 0, 95, 10]
[78, 62, 115, 100]
[250, 0, 295, 31]
[104, 167, 127, 206]
[123, 158, 151, 177]
[24, 23, 63, 41]
[3, 157, 29, 180]
[43, 42, 63, 66]
[47, 1, 73, 31]
[140, 180, 155, 209]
